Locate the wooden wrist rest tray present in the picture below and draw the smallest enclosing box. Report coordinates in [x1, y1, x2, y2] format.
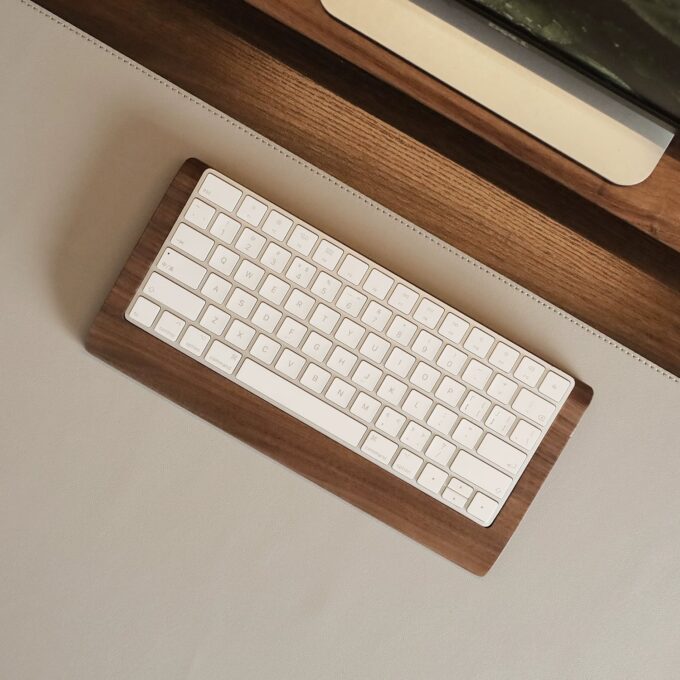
[245, 0, 680, 253]
[86, 158, 593, 575]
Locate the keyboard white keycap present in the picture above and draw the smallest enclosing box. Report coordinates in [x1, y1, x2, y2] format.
[338, 254, 369, 285]
[326, 346, 357, 376]
[276, 317, 307, 348]
[225, 319, 256, 350]
[234, 260, 265, 290]
[180, 326, 210, 356]
[514, 356, 545, 387]
[478, 434, 526, 475]
[485, 405, 516, 436]
[377, 375, 408, 405]
[435, 376, 466, 408]
[352, 361, 383, 391]
[511, 420, 542, 450]
[362, 431, 398, 464]
[262, 210, 293, 240]
[362, 269, 393, 299]
[237, 359, 366, 447]
[386, 316, 417, 346]
[251, 335, 281, 365]
[393, 450, 423, 479]
[226, 288, 257, 318]
[489, 342, 520, 372]
[361, 301, 392, 332]
[205, 341, 242, 375]
[237, 195, 267, 226]
[259, 274, 290, 305]
[487, 374, 518, 404]
[199, 305, 230, 335]
[311, 272, 342, 302]
[350, 393, 381, 422]
[402, 390, 433, 420]
[417, 463, 448, 494]
[336, 287, 367, 317]
[129, 296, 159, 327]
[235, 227, 266, 259]
[284, 289, 315, 319]
[202, 272, 231, 306]
[460, 391, 492, 421]
[409, 361, 440, 392]
[447, 478, 473, 499]
[260, 243, 291, 273]
[385, 347, 416, 378]
[442, 488, 468, 508]
[309, 303, 340, 334]
[413, 299, 444, 329]
[467, 493, 499, 524]
[209, 245, 239, 277]
[426, 404, 458, 435]
[288, 225, 318, 255]
[252, 302, 282, 333]
[286, 257, 317, 287]
[300, 363, 331, 394]
[388, 283, 418, 314]
[451, 451, 511, 498]
[436, 345, 467, 375]
[539, 371, 571, 402]
[171, 223, 214, 261]
[335, 318, 365, 349]
[439, 313, 470, 343]
[513, 388, 555, 425]
[155, 311, 185, 341]
[462, 359, 492, 389]
[376, 407, 405, 437]
[275, 349, 306, 380]
[144, 273, 205, 321]
[326, 378, 356, 408]
[302, 332, 332, 362]
[360, 333, 390, 364]
[412, 330, 441, 361]
[400, 421, 431, 452]
[210, 214, 241, 243]
[464, 328, 495, 358]
[185, 198, 215, 229]
[199, 173, 242, 211]
[312, 239, 343, 270]
[451, 419, 483, 449]
[425, 436, 456, 466]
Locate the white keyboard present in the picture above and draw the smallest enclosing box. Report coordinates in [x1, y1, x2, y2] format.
[126, 168, 575, 526]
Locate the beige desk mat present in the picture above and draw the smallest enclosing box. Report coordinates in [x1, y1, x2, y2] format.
[1, 1, 678, 678]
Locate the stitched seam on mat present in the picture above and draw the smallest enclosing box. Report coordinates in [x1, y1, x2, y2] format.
[19, 0, 678, 384]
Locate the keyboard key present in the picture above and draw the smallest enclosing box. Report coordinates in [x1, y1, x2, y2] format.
[386, 316, 417, 345]
[376, 407, 405, 437]
[287, 225, 318, 255]
[352, 361, 382, 391]
[351, 393, 381, 422]
[237, 359, 366, 447]
[451, 451, 511, 498]
[447, 478, 473, 498]
[225, 319, 256, 350]
[234, 260, 265, 290]
[464, 328, 495, 358]
[326, 378, 356, 407]
[412, 330, 441, 361]
[252, 302, 282, 333]
[251, 332, 282, 366]
[439, 313, 469, 343]
[205, 341, 242, 375]
[199, 173, 242, 211]
[275, 348, 306, 380]
[487, 374, 518, 404]
[235, 227, 266, 258]
[185, 198, 215, 229]
[467, 492, 499, 524]
[300, 363, 331, 394]
[417, 463, 448, 493]
[286, 257, 316, 287]
[338, 254, 368, 284]
[451, 419, 483, 449]
[259, 274, 290, 305]
[335, 318, 365, 349]
[511, 420, 541, 450]
[402, 390, 433, 420]
[262, 210, 293, 240]
[260, 243, 291, 273]
[385, 347, 416, 378]
[309, 304, 340, 334]
[226, 288, 257, 318]
[284, 289, 315, 319]
[485, 405, 515, 436]
[489, 342, 520, 372]
[387, 283, 418, 314]
[435, 376, 466, 408]
[360, 333, 390, 363]
[462, 359, 492, 389]
[442, 488, 467, 508]
[425, 436, 456, 466]
[336, 287, 368, 317]
[180, 326, 210, 356]
[326, 346, 357, 376]
[237, 196, 267, 226]
[155, 311, 184, 341]
[276, 317, 306, 348]
[129, 296, 160, 327]
[426, 404, 457, 435]
[512, 388, 555, 425]
[414, 299, 444, 329]
[171, 223, 214, 261]
[144, 273, 205, 321]
[400, 421, 430, 452]
[312, 239, 343, 270]
[311, 272, 342, 302]
[210, 214, 241, 243]
[361, 301, 391, 332]
[209, 245, 239, 277]
[436, 345, 467, 375]
[478, 434, 526, 475]
[362, 431, 398, 464]
[362, 269, 393, 299]
[409, 361, 440, 392]
[460, 391, 491, 421]
[393, 450, 423, 479]
[539, 371, 571, 402]
[514, 356, 545, 387]
[302, 331, 332, 362]
[377, 375, 408, 405]
[199, 305, 230, 335]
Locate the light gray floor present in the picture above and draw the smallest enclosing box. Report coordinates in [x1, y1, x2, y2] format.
[1, 2, 679, 678]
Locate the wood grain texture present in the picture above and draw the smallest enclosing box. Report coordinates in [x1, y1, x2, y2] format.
[36, 0, 680, 377]
[86, 159, 593, 574]
[247, 0, 680, 254]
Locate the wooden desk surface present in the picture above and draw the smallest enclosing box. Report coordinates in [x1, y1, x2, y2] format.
[37, 0, 680, 375]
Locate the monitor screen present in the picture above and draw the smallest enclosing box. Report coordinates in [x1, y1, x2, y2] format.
[459, 0, 680, 125]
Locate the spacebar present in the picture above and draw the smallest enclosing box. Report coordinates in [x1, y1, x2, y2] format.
[237, 359, 367, 447]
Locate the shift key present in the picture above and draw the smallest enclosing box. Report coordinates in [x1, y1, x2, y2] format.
[143, 273, 205, 321]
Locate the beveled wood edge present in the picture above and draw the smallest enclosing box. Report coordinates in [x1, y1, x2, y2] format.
[86, 158, 593, 574]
